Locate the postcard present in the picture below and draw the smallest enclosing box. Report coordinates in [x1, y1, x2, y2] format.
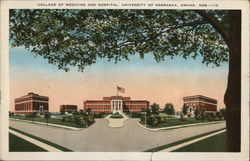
[0, 0, 249, 161]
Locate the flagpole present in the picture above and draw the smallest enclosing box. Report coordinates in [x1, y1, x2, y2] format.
[116, 85, 118, 99]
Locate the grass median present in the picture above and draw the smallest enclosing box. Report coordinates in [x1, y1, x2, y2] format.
[9, 133, 47, 152]
[140, 117, 224, 129]
[10, 115, 94, 128]
[9, 127, 72, 152]
[173, 131, 227, 152]
[144, 128, 226, 152]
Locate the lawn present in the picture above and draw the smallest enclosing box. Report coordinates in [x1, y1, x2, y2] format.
[10, 115, 86, 128]
[10, 127, 72, 151]
[9, 133, 47, 152]
[144, 128, 226, 152]
[173, 131, 227, 152]
[142, 117, 211, 129]
[110, 113, 123, 119]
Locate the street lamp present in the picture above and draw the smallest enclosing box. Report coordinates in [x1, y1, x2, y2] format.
[85, 111, 88, 128]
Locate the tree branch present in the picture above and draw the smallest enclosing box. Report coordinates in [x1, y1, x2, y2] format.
[195, 10, 231, 48]
[112, 20, 208, 49]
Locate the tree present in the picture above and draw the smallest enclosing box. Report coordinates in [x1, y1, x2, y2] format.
[182, 104, 188, 115]
[150, 103, 160, 115]
[220, 108, 227, 120]
[194, 109, 200, 120]
[9, 111, 14, 117]
[164, 103, 175, 115]
[85, 108, 92, 115]
[44, 112, 51, 125]
[9, 9, 241, 152]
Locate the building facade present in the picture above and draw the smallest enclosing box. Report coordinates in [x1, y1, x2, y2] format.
[14, 92, 49, 114]
[183, 95, 217, 114]
[60, 105, 77, 113]
[84, 96, 149, 114]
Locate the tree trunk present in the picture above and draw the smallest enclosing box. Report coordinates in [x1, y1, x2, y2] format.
[224, 10, 241, 152]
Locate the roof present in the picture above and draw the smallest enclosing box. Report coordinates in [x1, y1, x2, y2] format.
[15, 92, 49, 101]
[183, 95, 217, 102]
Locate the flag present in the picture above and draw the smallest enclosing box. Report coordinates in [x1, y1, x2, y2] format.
[117, 86, 125, 93]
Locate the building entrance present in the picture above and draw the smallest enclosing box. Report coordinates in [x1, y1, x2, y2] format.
[111, 99, 123, 114]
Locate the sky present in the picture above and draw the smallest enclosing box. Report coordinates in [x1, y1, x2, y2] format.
[9, 46, 229, 112]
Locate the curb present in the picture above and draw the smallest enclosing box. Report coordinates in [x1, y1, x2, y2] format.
[104, 113, 129, 128]
[137, 120, 225, 131]
[10, 118, 82, 131]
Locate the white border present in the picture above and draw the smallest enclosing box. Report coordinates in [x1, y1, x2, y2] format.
[1, 0, 249, 161]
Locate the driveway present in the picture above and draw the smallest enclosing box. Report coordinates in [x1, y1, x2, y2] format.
[9, 119, 226, 152]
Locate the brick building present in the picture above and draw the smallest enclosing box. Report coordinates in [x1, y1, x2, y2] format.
[183, 95, 217, 114]
[14, 92, 49, 114]
[60, 105, 77, 113]
[84, 96, 149, 114]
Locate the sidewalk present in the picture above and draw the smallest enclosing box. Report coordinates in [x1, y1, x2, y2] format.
[9, 129, 62, 152]
[105, 113, 129, 127]
[10, 118, 82, 131]
[137, 120, 225, 131]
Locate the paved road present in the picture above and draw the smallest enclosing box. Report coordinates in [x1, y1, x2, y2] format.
[10, 119, 225, 152]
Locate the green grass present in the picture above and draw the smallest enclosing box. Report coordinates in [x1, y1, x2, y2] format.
[10, 127, 72, 151]
[110, 113, 124, 119]
[144, 128, 226, 152]
[9, 133, 47, 152]
[10, 115, 85, 128]
[142, 117, 214, 129]
[173, 131, 227, 152]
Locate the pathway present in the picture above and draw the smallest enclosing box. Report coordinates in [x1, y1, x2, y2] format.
[10, 119, 226, 152]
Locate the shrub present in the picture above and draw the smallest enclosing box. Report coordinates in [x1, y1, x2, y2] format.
[187, 113, 192, 118]
[86, 115, 95, 125]
[215, 117, 221, 121]
[70, 116, 76, 122]
[110, 113, 123, 119]
[93, 112, 106, 118]
[147, 116, 159, 126]
[157, 116, 167, 123]
[200, 111, 206, 120]
[62, 116, 70, 122]
[76, 117, 86, 126]
[180, 114, 187, 121]
[131, 112, 141, 118]
[207, 114, 214, 121]
[146, 109, 152, 116]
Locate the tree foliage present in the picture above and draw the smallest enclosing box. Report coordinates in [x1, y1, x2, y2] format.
[182, 104, 188, 115]
[150, 103, 160, 115]
[9, 9, 241, 152]
[164, 103, 175, 115]
[9, 9, 229, 72]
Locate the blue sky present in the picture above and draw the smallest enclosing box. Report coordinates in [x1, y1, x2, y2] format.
[9, 46, 229, 111]
[10, 46, 228, 78]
